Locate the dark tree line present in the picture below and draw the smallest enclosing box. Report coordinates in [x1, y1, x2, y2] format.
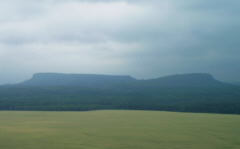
[0, 86, 240, 114]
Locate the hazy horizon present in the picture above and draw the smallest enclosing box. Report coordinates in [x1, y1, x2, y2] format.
[0, 0, 239, 84]
[0, 72, 237, 85]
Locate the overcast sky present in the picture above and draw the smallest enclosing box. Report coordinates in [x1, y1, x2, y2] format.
[0, 0, 239, 84]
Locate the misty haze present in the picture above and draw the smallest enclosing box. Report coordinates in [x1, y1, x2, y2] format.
[0, 1, 240, 149]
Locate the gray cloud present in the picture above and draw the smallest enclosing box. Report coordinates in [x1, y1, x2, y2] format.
[0, 0, 239, 84]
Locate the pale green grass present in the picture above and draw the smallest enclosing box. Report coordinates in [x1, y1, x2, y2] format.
[0, 110, 240, 149]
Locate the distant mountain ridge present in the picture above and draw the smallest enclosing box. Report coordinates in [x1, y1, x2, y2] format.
[16, 72, 230, 88]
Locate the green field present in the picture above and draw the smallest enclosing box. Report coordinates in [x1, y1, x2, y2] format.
[0, 110, 240, 149]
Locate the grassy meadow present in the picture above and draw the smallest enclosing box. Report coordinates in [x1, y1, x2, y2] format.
[0, 110, 240, 149]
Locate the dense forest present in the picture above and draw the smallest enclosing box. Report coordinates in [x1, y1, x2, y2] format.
[1, 86, 240, 114]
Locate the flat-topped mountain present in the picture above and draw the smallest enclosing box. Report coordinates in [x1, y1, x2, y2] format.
[16, 72, 230, 88]
[18, 73, 136, 87]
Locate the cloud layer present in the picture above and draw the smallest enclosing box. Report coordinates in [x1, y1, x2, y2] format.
[0, 0, 240, 84]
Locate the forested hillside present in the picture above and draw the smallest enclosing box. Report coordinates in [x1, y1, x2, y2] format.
[1, 73, 239, 114]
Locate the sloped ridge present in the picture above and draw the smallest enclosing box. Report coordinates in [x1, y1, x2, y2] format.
[144, 73, 227, 87]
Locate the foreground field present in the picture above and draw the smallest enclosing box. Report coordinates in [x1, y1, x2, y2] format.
[0, 110, 240, 149]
